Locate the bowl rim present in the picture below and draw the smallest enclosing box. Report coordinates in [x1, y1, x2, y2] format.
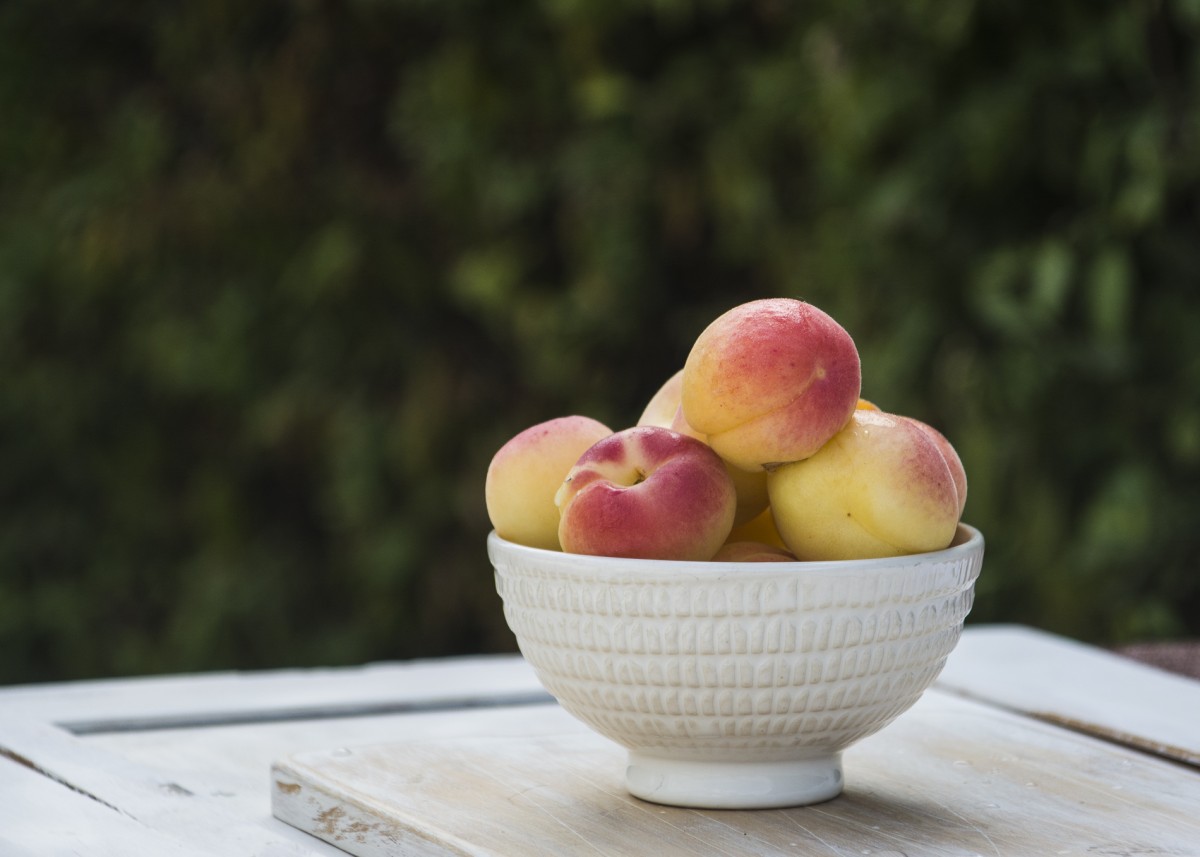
[489, 523, 983, 577]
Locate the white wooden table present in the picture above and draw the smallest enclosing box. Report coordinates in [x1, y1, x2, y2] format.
[2, 625, 1198, 856]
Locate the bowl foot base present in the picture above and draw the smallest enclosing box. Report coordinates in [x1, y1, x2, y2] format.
[625, 752, 844, 809]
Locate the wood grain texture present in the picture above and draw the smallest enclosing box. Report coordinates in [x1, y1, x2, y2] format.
[272, 691, 1200, 857]
[938, 624, 1200, 766]
[0, 655, 547, 733]
[0, 752, 219, 857]
[1, 717, 337, 856]
[0, 656, 548, 857]
[4, 627, 1198, 856]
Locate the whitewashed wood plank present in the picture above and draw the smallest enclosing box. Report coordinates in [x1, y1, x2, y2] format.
[9, 703, 577, 856]
[7, 627, 1194, 856]
[85, 702, 581, 815]
[0, 655, 546, 732]
[271, 690, 1200, 857]
[0, 718, 344, 856]
[937, 624, 1200, 766]
[0, 753, 220, 857]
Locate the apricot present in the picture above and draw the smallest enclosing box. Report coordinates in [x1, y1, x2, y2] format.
[485, 415, 612, 550]
[767, 410, 961, 560]
[724, 506, 788, 550]
[638, 369, 769, 527]
[681, 299, 861, 471]
[555, 427, 737, 561]
[712, 541, 797, 562]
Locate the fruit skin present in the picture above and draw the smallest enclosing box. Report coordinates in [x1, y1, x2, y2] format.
[905, 416, 968, 516]
[681, 298, 862, 471]
[712, 541, 797, 562]
[725, 506, 788, 550]
[555, 426, 737, 561]
[766, 410, 961, 560]
[638, 369, 769, 527]
[485, 416, 613, 551]
[637, 368, 688, 432]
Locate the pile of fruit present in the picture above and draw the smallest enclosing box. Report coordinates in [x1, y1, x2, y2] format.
[485, 298, 967, 563]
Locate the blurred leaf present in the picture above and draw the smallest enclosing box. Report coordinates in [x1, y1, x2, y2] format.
[3, 0, 1200, 683]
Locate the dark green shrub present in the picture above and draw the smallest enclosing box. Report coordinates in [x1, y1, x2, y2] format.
[2, 0, 1198, 682]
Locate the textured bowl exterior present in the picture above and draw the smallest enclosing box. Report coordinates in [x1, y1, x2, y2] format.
[490, 525, 984, 764]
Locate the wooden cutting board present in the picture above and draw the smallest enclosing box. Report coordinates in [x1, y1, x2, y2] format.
[271, 691, 1200, 857]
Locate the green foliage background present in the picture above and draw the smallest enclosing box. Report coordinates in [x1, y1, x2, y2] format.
[3, 0, 1199, 684]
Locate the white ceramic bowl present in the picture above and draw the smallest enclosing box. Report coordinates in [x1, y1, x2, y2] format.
[489, 524, 984, 809]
